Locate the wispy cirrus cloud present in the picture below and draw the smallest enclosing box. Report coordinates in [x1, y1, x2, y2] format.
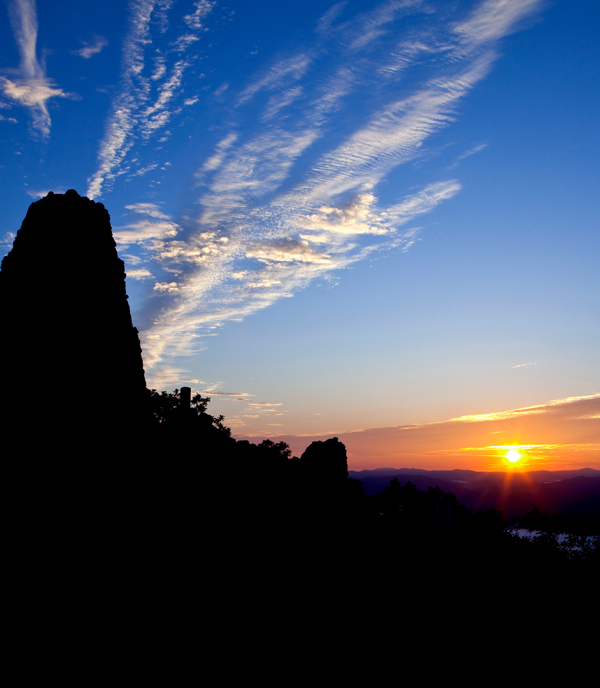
[315, 2, 347, 35]
[87, 0, 216, 198]
[98, 0, 546, 388]
[453, 0, 544, 49]
[1, 0, 68, 136]
[448, 393, 600, 423]
[236, 54, 314, 106]
[345, 0, 421, 52]
[446, 142, 488, 169]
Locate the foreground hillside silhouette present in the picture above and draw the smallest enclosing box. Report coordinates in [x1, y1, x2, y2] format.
[1, 191, 597, 580]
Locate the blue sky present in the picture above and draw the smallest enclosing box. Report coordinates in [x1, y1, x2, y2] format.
[1, 0, 598, 466]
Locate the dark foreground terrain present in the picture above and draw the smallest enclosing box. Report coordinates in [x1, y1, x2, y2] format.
[2, 191, 597, 614]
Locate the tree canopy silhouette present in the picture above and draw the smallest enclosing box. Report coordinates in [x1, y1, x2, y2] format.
[148, 387, 231, 436]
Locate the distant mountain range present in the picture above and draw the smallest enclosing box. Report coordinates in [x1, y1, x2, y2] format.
[348, 468, 600, 519]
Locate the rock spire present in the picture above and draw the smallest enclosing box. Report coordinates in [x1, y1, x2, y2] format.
[0, 190, 151, 548]
[0, 189, 148, 434]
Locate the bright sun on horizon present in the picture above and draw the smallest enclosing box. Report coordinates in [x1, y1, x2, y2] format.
[506, 449, 522, 463]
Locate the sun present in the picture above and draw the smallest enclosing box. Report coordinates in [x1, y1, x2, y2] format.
[506, 449, 521, 463]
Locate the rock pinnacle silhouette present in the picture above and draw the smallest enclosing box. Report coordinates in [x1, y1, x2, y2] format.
[1, 189, 147, 428]
[0, 190, 151, 548]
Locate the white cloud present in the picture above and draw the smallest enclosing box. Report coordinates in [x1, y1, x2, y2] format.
[298, 193, 387, 235]
[113, 219, 180, 246]
[457, 142, 487, 161]
[197, 132, 238, 176]
[315, 2, 347, 34]
[127, 268, 154, 280]
[73, 35, 108, 59]
[454, 0, 543, 49]
[184, 0, 216, 29]
[297, 53, 494, 204]
[90, 0, 546, 376]
[3, 0, 68, 137]
[0, 77, 66, 109]
[347, 0, 419, 52]
[262, 86, 304, 121]
[125, 202, 170, 220]
[140, 58, 191, 137]
[384, 180, 461, 223]
[87, 0, 216, 198]
[237, 53, 314, 105]
[246, 239, 332, 264]
[447, 142, 488, 169]
[25, 188, 64, 199]
[154, 282, 180, 293]
[144, 364, 196, 389]
[377, 41, 450, 79]
[129, 163, 158, 178]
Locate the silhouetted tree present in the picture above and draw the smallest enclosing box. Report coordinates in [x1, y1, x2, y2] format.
[148, 387, 231, 436]
[257, 439, 292, 460]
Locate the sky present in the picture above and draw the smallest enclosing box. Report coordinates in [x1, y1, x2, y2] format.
[1, 0, 598, 471]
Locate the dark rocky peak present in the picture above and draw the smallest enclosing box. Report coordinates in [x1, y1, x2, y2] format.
[0, 190, 148, 435]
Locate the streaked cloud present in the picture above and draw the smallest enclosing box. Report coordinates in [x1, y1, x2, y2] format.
[2, 0, 68, 137]
[449, 407, 545, 423]
[200, 390, 252, 398]
[347, 0, 420, 52]
[246, 239, 332, 264]
[457, 142, 487, 161]
[196, 132, 238, 177]
[87, 0, 216, 198]
[448, 393, 600, 423]
[453, 0, 543, 49]
[315, 2, 347, 34]
[447, 142, 488, 169]
[236, 53, 314, 106]
[86, 0, 546, 383]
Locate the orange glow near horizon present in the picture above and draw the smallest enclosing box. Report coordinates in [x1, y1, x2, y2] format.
[273, 394, 600, 471]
